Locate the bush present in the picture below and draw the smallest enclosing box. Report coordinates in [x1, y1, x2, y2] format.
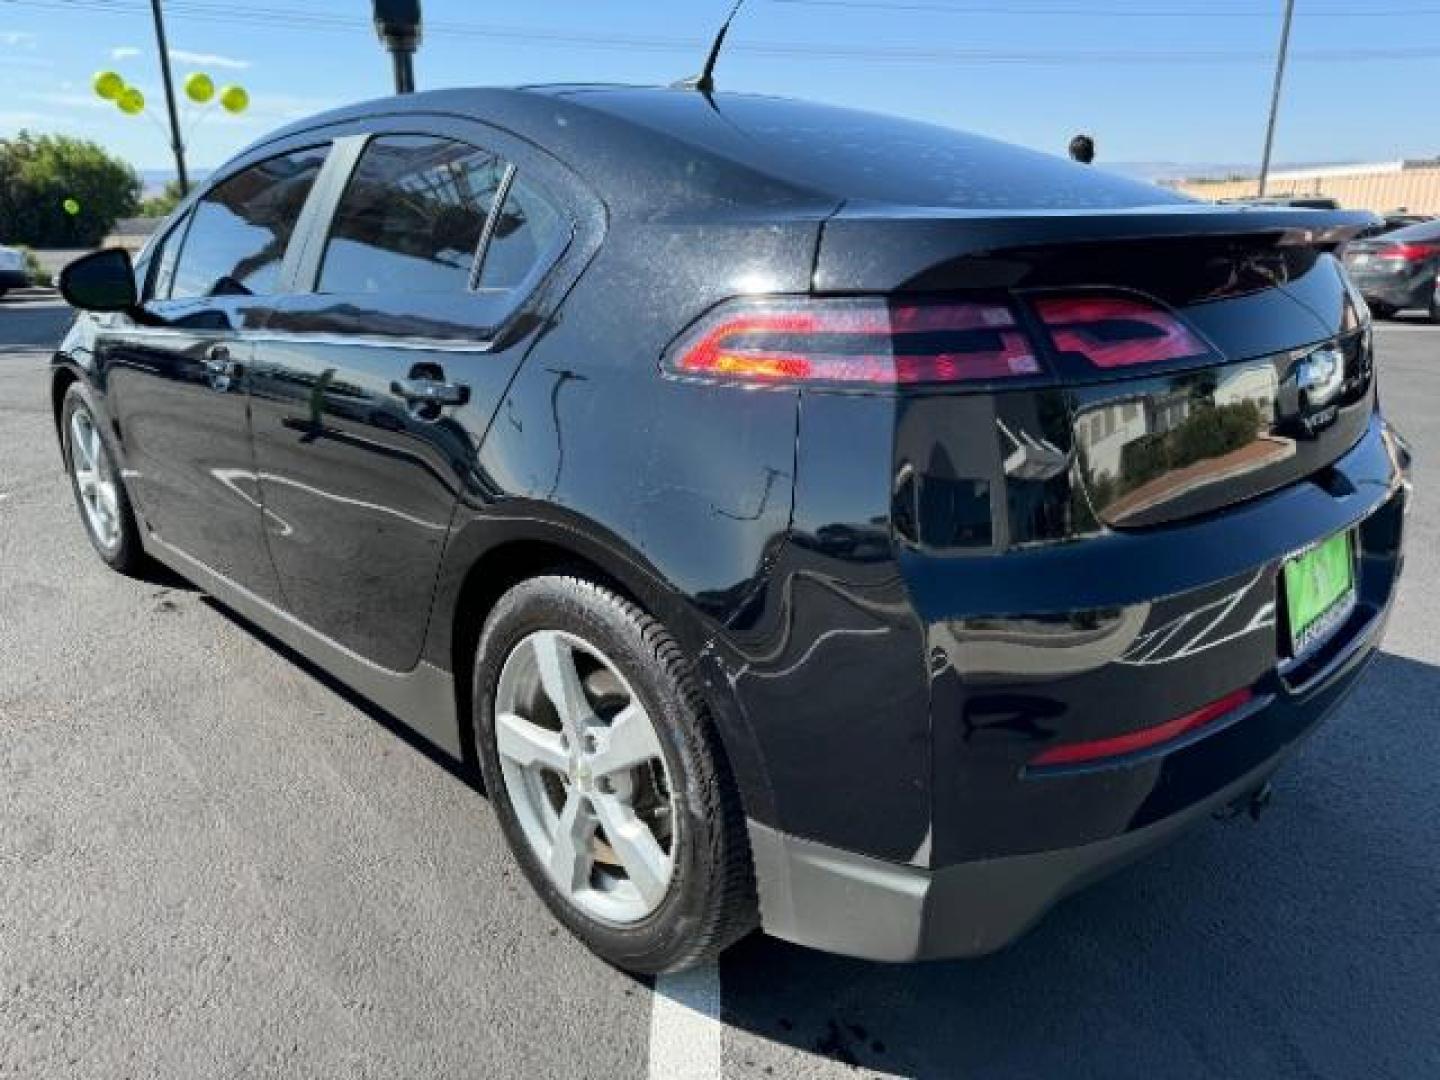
[0, 131, 141, 247]
[139, 178, 185, 219]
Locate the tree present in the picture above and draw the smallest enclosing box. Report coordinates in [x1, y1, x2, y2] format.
[0, 131, 141, 247]
[139, 178, 185, 219]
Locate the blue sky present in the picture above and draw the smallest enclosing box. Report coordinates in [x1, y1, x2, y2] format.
[2, 0, 1437, 175]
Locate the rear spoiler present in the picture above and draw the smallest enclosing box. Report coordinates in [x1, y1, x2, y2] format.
[814, 202, 1381, 293]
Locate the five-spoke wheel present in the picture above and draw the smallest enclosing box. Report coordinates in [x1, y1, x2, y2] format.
[68, 405, 122, 552]
[62, 386, 141, 572]
[474, 574, 757, 973]
[495, 629, 676, 924]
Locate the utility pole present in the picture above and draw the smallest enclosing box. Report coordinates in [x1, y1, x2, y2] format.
[373, 0, 422, 94]
[148, 0, 189, 195]
[1257, 0, 1295, 198]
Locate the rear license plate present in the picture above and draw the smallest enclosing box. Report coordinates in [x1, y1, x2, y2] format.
[1283, 530, 1357, 656]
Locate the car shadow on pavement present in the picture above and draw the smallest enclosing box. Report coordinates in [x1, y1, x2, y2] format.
[720, 651, 1440, 1080]
[197, 595, 489, 799]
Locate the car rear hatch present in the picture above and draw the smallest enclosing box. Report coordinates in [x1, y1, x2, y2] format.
[814, 203, 1378, 534]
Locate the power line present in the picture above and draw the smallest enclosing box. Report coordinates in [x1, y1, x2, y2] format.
[6, 0, 1440, 65]
[770, 0, 1440, 15]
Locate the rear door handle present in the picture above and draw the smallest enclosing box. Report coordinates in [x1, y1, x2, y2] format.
[204, 344, 241, 377]
[390, 377, 470, 408]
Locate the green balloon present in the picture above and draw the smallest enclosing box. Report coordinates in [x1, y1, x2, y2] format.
[118, 87, 145, 115]
[93, 70, 124, 101]
[184, 72, 214, 104]
[62, 198, 81, 216]
[218, 84, 248, 114]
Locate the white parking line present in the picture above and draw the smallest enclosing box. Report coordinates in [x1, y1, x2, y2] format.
[650, 964, 723, 1080]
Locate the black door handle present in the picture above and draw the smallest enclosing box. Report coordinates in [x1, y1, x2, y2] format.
[204, 344, 241, 379]
[390, 377, 470, 408]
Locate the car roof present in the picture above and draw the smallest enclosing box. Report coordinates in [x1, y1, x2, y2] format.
[1380, 217, 1440, 241]
[248, 84, 1183, 216]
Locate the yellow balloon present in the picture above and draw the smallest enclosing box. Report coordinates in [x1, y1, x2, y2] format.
[218, 84, 248, 114]
[118, 87, 145, 115]
[93, 70, 124, 101]
[184, 72, 214, 104]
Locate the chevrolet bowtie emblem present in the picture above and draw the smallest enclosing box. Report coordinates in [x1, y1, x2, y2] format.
[1296, 345, 1345, 409]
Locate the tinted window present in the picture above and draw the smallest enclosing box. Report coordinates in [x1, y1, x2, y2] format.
[1384, 218, 1440, 242]
[144, 213, 187, 301]
[477, 176, 568, 291]
[170, 146, 328, 299]
[319, 136, 506, 295]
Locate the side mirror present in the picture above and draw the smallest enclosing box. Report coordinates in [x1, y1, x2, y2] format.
[58, 248, 138, 313]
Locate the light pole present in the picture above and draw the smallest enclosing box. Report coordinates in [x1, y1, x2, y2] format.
[148, 0, 189, 195]
[373, 0, 422, 95]
[1257, 0, 1295, 198]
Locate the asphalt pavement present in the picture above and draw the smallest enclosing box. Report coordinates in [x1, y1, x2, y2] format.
[2, 294, 1437, 1079]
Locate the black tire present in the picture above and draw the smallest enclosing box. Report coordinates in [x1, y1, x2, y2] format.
[60, 384, 146, 575]
[1369, 301, 1396, 320]
[1429, 295, 1440, 325]
[473, 573, 757, 974]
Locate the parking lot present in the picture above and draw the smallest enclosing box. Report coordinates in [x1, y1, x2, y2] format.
[2, 295, 1437, 1078]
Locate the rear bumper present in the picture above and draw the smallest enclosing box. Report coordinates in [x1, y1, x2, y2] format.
[734, 413, 1408, 961]
[751, 746, 1283, 963]
[749, 596, 1387, 962]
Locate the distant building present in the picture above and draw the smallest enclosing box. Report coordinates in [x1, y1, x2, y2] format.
[103, 217, 161, 253]
[1173, 160, 1440, 215]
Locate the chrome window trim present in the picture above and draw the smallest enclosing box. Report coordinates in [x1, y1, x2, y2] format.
[467, 160, 517, 292]
[111, 325, 497, 354]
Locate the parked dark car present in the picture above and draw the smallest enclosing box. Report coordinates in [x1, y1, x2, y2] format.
[1352, 212, 1431, 241]
[0, 244, 30, 296]
[53, 87, 1410, 974]
[1343, 217, 1440, 321]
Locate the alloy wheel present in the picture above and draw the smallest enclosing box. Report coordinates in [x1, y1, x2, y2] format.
[69, 407, 122, 552]
[494, 629, 677, 925]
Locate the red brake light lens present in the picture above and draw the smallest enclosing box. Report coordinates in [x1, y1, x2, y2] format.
[1028, 687, 1255, 770]
[1032, 294, 1215, 370]
[1380, 242, 1440, 262]
[666, 297, 1042, 386]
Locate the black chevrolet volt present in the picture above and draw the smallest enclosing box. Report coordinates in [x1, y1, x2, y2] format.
[53, 86, 1410, 974]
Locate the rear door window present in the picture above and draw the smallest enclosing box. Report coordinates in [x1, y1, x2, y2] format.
[318, 135, 507, 295]
[170, 146, 329, 299]
[476, 175, 568, 292]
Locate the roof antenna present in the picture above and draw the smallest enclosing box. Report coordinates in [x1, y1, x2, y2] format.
[675, 0, 746, 95]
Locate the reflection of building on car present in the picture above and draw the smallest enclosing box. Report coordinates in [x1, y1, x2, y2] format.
[1077, 363, 1280, 482]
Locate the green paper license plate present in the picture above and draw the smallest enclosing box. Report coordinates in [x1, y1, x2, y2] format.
[1283, 530, 1357, 656]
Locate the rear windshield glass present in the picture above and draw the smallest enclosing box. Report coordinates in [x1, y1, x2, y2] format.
[575, 90, 1187, 212]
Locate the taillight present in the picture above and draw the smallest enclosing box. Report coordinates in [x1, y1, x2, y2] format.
[1379, 243, 1439, 262]
[1027, 687, 1255, 771]
[665, 297, 1042, 386]
[1032, 294, 1216, 370]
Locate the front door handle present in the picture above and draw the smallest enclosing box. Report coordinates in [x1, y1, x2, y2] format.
[204, 344, 241, 378]
[390, 377, 470, 409]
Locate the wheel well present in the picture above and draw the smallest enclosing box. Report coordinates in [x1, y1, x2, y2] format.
[51, 368, 78, 432]
[449, 539, 641, 767]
